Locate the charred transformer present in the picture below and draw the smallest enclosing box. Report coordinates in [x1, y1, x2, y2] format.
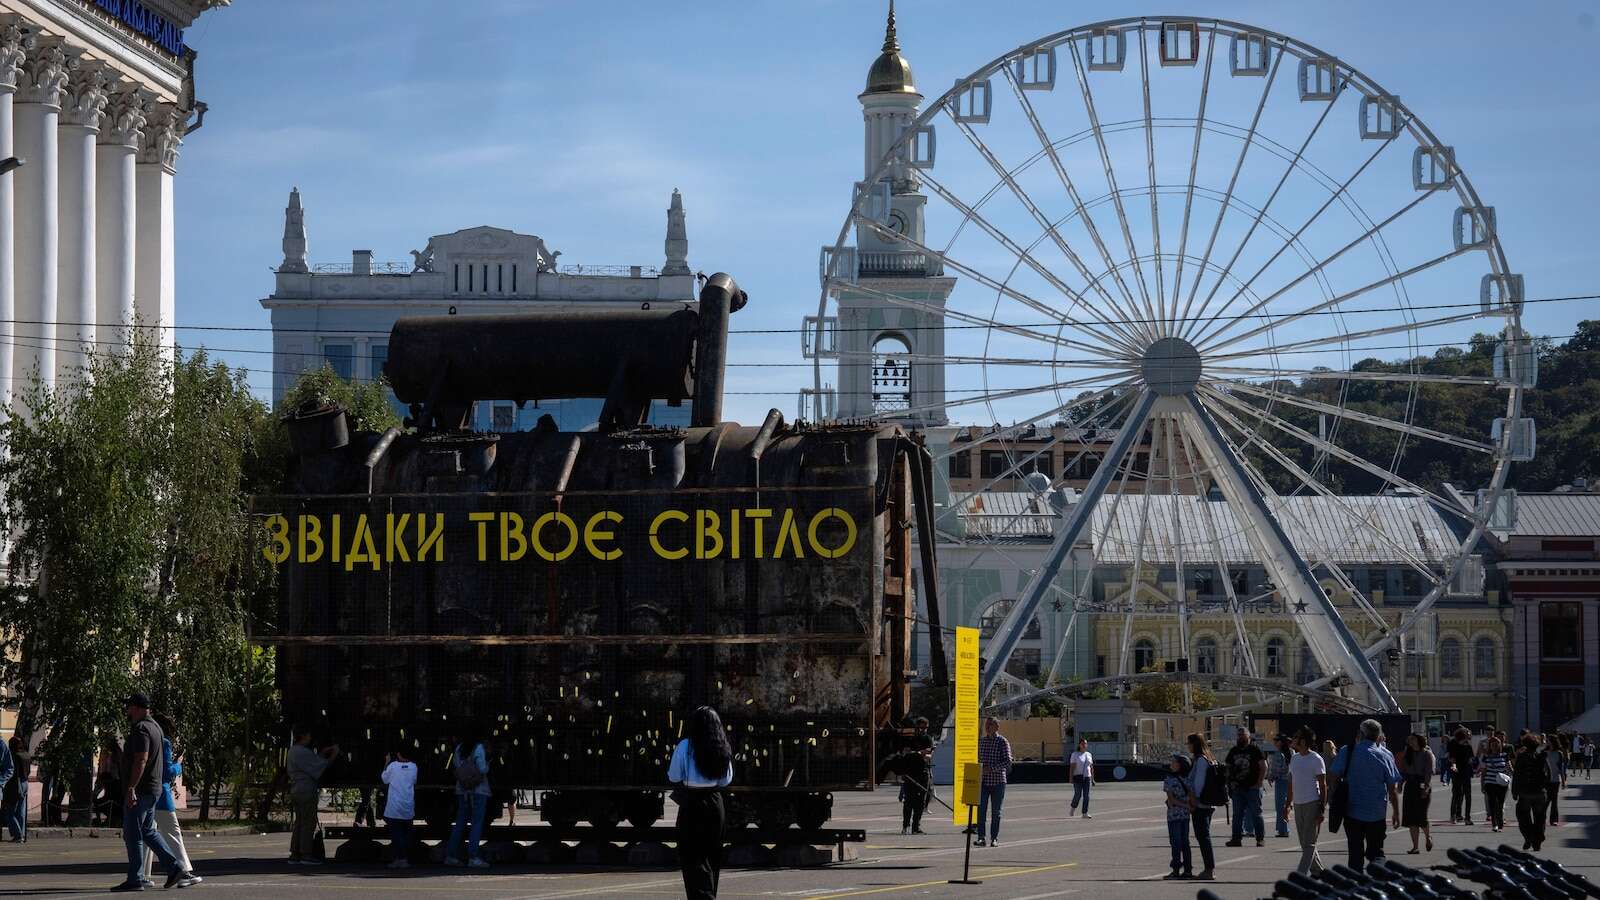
[256, 274, 947, 832]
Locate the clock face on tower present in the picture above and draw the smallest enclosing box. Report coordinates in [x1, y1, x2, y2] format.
[888, 210, 909, 238]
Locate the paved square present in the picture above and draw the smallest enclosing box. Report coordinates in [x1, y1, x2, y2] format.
[1, 781, 1594, 897]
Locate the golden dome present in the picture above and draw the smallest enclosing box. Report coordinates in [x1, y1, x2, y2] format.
[865, 1, 917, 95]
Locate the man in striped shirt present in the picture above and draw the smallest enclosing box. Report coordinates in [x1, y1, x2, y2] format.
[974, 718, 1012, 847]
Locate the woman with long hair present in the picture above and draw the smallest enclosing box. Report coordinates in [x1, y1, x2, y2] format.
[444, 723, 491, 868]
[669, 706, 734, 899]
[1185, 733, 1217, 881]
[1400, 734, 1435, 853]
[1477, 735, 1510, 832]
[1544, 733, 1567, 826]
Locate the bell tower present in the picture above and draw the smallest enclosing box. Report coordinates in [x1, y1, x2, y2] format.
[832, 1, 955, 426]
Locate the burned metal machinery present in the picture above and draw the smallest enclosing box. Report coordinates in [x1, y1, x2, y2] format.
[255, 273, 947, 832]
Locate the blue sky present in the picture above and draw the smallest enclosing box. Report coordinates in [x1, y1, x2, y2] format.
[175, 0, 1600, 423]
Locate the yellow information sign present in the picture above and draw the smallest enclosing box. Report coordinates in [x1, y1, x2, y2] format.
[952, 625, 980, 823]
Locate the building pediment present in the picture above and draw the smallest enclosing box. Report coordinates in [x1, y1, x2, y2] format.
[423, 226, 560, 274]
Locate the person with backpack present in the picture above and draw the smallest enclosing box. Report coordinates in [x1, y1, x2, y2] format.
[1186, 732, 1222, 881]
[381, 746, 417, 869]
[1162, 754, 1195, 880]
[444, 726, 491, 868]
[1283, 726, 1327, 875]
[669, 706, 734, 899]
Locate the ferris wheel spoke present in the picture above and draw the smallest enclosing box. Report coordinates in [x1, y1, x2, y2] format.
[935, 389, 1139, 519]
[833, 278, 1120, 360]
[1065, 36, 1159, 327]
[897, 370, 1129, 422]
[1174, 40, 1285, 334]
[849, 217, 1136, 361]
[1203, 365, 1500, 387]
[1167, 27, 1223, 332]
[928, 381, 1134, 462]
[1187, 123, 1413, 348]
[1181, 395, 1401, 711]
[1162, 412, 1195, 707]
[1199, 386, 1473, 522]
[1203, 394, 1455, 587]
[1136, 25, 1175, 325]
[1116, 421, 1161, 680]
[1206, 301, 1489, 362]
[1217, 379, 1496, 454]
[978, 390, 1157, 700]
[917, 170, 1144, 354]
[837, 348, 1125, 371]
[1195, 190, 1444, 353]
[1001, 65, 1151, 338]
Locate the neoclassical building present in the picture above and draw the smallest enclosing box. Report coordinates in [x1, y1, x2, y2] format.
[0, 0, 226, 404]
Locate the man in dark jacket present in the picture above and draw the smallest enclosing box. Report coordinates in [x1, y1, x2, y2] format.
[900, 718, 934, 834]
[1512, 735, 1549, 851]
[1445, 728, 1475, 824]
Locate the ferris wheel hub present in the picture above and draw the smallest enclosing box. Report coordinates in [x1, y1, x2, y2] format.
[1139, 337, 1202, 396]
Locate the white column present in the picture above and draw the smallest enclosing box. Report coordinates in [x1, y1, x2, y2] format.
[96, 87, 144, 349]
[57, 61, 109, 380]
[12, 35, 68, 396]
[135, 102, 180, 360]
[0, 22, 24, 410]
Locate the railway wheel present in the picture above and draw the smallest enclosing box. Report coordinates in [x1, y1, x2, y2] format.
[625, 791, 664, 829]
[796, 793, 832, 831]
[756, 798, 796, 831]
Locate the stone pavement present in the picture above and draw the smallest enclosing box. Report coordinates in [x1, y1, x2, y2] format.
[1, 780, 1595, 898]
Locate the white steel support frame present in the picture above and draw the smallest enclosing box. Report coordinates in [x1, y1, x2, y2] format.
[978, 390, 1155, 700]
[1183, 393, 1399, 711]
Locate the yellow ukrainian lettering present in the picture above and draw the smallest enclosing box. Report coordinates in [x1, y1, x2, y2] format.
[345, 515, 380, 572]
[416, 514, 445, 561]
[774, 509, 804, 559]
[386, 513, 412, 563]
[649, 510, 689, 560]
[263, 514, 290, 564]
[500, 512, 528, 562]
[745, 508, 772, 558]
[468, 512, 494, 562]
[531, 511, 579, 562]
[331, 514, 342, 563]
[696, 509, 724, 560]
[583, 510, 623, 561]
[730, 509, 740, 559]
[297, 514, 324, 563]
[806, 507, 857, 559]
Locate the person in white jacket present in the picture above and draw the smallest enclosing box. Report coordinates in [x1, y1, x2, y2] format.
[381, 748, 418, 869]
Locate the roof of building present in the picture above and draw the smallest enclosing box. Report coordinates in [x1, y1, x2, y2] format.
[955, 491, 1059, 539]
[1086, 494, 1459, 566]
[1504, 493, 1600, 537]
[865, 1, 917, 95]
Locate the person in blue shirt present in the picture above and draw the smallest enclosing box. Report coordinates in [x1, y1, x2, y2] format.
[0, 734, 14, 841]
[668, 706, 734, 900]
[444, 725, 491, 868]
[142, 714, 200, 885]
[1327, 719, 1402, 874]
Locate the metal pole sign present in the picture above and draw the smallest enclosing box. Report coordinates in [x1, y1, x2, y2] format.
[952, 626, 980, 823]
[950, 761, 983, 886]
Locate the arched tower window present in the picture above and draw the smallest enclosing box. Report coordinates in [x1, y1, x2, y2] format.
[1133, 638, 1157, 673]
[871, 333, 912, 415]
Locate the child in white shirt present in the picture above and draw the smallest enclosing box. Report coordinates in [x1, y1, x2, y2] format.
[381, 748, 418, 869]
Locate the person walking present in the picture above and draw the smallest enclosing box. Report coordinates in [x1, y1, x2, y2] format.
[1224, 728, 1266, 847]
[1268, 734, 1292, 838]
[1186, 733, 1220, 881]
[898, 717, 934, 834]
[1445, 727, 1475, 825]
[444, 726, 491, 868]
[1067, 738, 1095, 819]
[973, 718, 1012, 847]
[3, 735, 28, 843]
[142, 714, 199, 886]
[1512, 734, 1548, 851]
[1319, 739, 1336, 770]
[1400, 733, 1435, 854]
[668, 706, 734, 900]
[381, 746, 417, 869]
[1327, 718, 1402, 875]
[93, 734, 123, 827]
[110, 693, 198, 892]
[1477, 736, 1511, 832]
[1543, 733, 1566, 827]
[287, 723, 339, 866]
[1283, 726, 1327, 876]
[1162, 754, 1195, 880]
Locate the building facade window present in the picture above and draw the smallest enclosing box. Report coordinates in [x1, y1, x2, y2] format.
[870, 334, 912, 415]
[1404, 651, 1424, 681]
[1020, 451, 1054, 479]
[1265, 637, 1285, 676]
[1194, 636, 1217, 675]
[1133, 639, 1156, 673]
[1542, 688, 1587, 732]
[1541, 602, 1582, 660]
[1008, 648, 1041, 679]
[1297, 641, 1321, 685]
[1440, 638, 1462, 679]
[1192, 568, 1216, 597]
[369, 343, 388, 383]
[1473, 636, 1497, 680]
[981, 450, 1009, 479]
[949, 451, 971, 479]
[322, 343, 353, 380]
[492, 404, 515, 432]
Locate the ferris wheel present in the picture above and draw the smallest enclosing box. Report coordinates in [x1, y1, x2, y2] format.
[811, 16, 1530, 713]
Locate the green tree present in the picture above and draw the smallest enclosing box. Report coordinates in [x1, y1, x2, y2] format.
[1127, 661, 1216, 714]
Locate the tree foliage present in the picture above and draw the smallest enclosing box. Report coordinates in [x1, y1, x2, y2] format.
[1128, 663, 1217, 714]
